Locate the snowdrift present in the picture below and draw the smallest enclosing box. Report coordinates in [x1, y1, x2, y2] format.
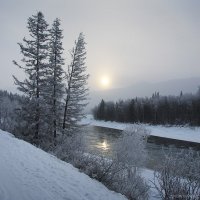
[0, 130, 126, 200]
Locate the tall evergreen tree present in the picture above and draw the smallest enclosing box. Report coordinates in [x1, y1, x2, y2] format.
[46, 18, 64, 138]
[63, 33, 89, 131]
[13, 11, 49, 139]
[97, 99, 105, 120]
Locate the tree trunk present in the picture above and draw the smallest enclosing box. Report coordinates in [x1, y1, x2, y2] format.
[62, 96, 69, 129]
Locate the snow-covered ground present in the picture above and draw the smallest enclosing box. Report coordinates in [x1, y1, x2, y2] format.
[81, 115, 200, 144]
[0, 130, 126, 200]
[1, 118, 197, 200]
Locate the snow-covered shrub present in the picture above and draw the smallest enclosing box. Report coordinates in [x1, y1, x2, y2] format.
[108, 125, 150, 200]
[73, 152, 150, 200]
[77, 154, 114, 180]
[79, 125, 150, 200]
[115, 125, 149, 167]
[54, 131, 86, 164]
[153, 149, 200, 200]
[53, 125, 150, 200]
[113, 168, 149, 200]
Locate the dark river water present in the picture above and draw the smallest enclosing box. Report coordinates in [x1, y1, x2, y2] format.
[81, 126, 199, 169]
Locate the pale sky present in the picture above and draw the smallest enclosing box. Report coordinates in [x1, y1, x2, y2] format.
[0, 0, 200, 92]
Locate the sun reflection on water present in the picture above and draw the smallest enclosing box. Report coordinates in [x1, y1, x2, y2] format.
[97, 140, 109, 151]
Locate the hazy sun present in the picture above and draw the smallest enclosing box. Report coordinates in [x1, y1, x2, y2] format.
[100, 76, 110, 88]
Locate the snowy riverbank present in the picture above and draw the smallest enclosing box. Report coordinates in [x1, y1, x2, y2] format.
[0, 130, 126, 200]
[81, 115, 200, 144]
[1, 120, 198, 200]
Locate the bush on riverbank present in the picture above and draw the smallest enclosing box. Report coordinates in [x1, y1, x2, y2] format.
[55, 125, 150, 200]
[153, 149, 200, 200]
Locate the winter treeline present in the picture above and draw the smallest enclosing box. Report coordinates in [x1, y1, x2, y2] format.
[12, 12, 89, 143]
[93, 90, 200, 126]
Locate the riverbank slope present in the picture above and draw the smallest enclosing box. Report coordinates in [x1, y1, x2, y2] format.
[0, 129, 126, 200]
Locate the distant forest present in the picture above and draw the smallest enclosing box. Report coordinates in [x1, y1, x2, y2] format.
[93, 89, 200, 126]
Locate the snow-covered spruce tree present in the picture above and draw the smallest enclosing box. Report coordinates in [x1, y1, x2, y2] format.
[13, 12, 49, 140]
[45, 18, 65, 138]
[62, 33, 89, 132]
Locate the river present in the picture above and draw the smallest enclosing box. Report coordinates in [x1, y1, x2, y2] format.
[81, 125, 199, 169]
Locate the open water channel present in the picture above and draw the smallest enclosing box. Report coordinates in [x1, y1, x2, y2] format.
[81, 126, 200, 169]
